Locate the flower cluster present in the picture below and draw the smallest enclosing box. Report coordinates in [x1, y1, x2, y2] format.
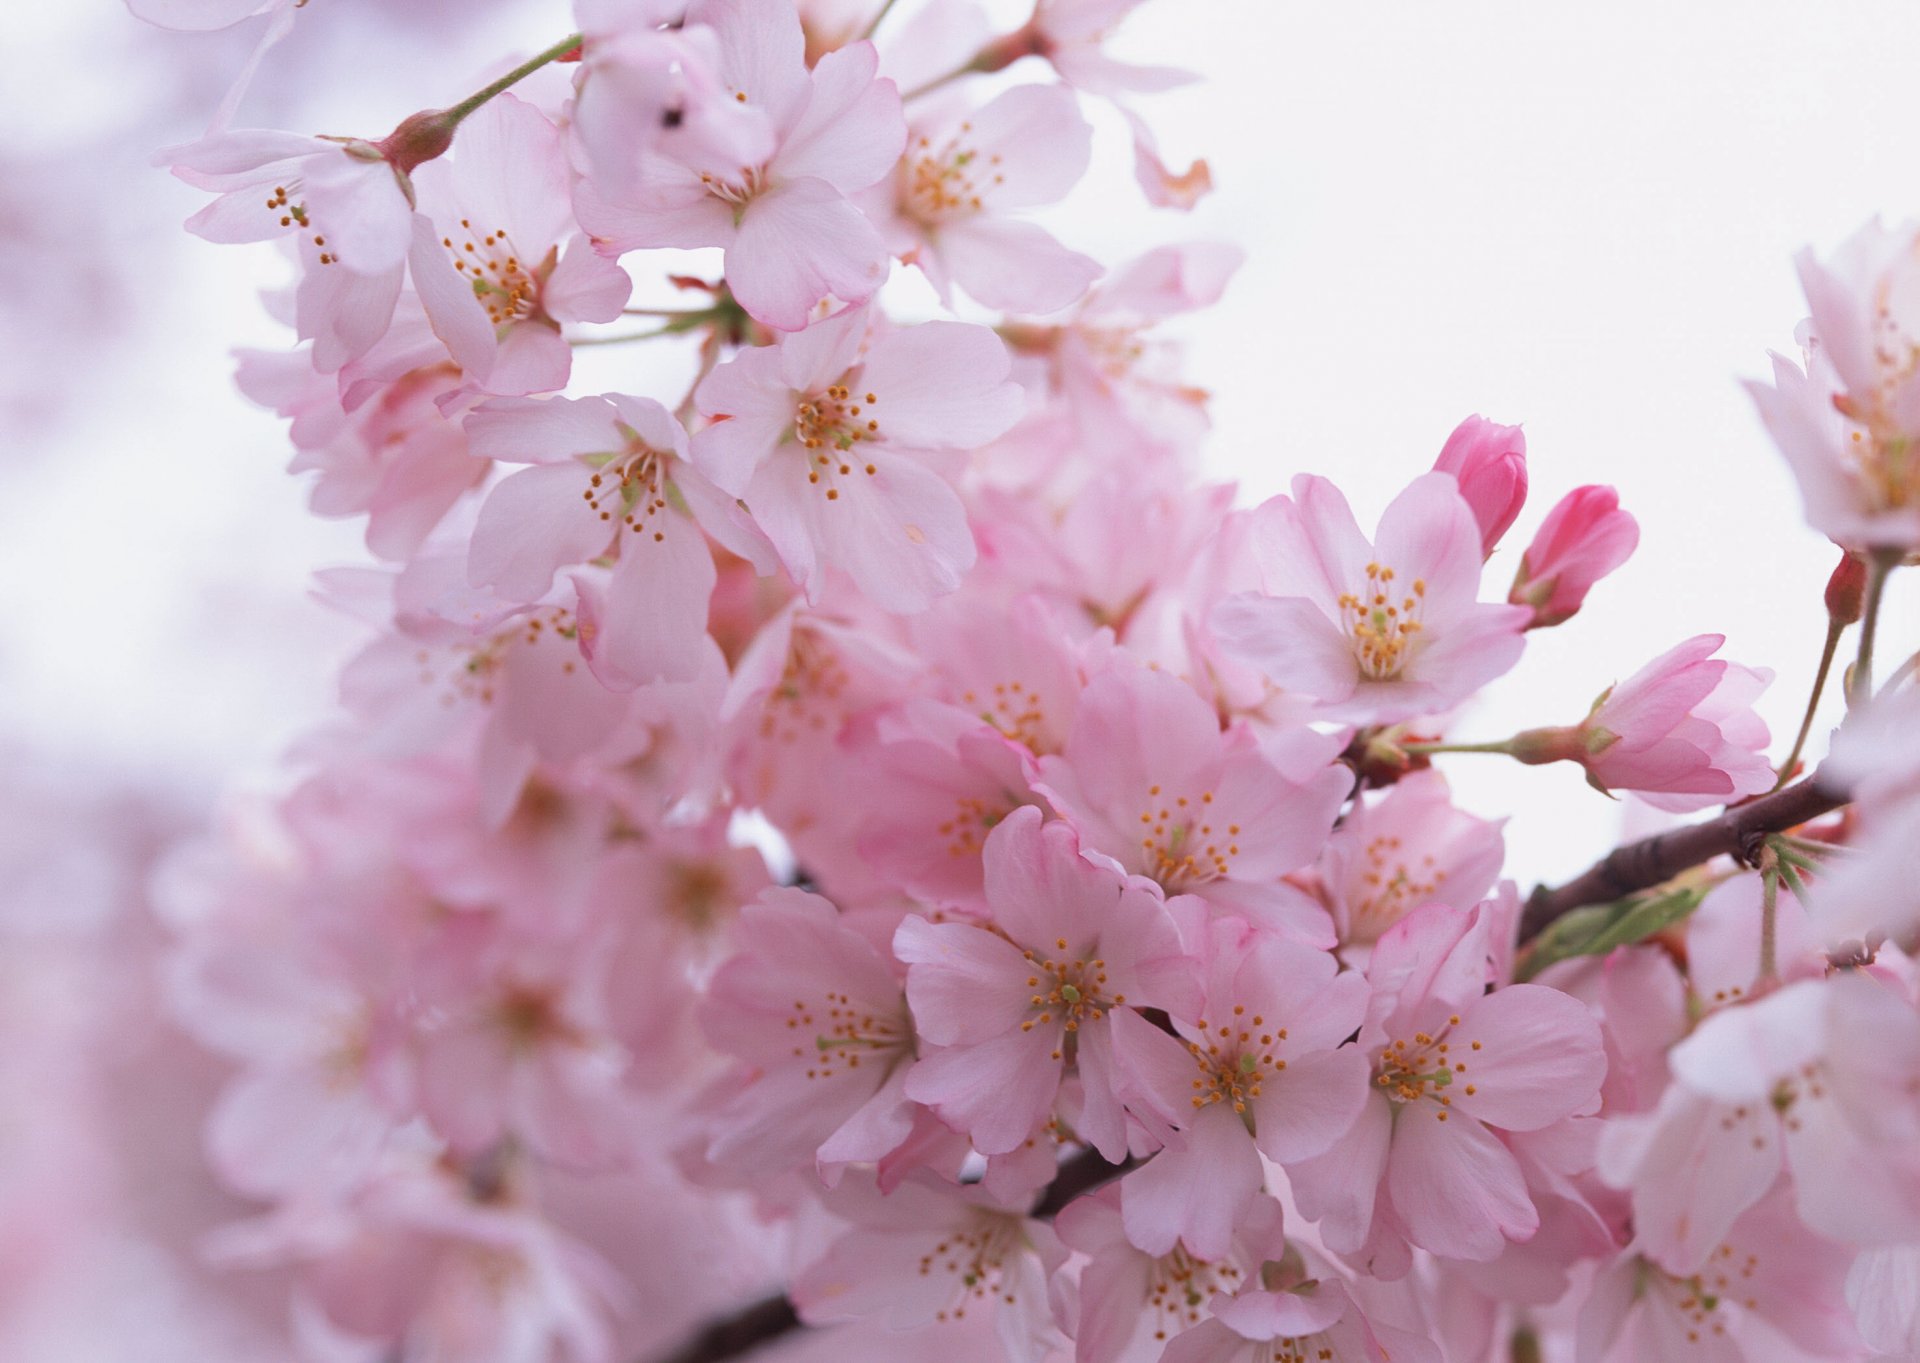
[134, 2, 1920, 1361]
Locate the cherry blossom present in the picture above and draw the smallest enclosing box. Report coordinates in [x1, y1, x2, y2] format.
[691, 303, 1022, 610]
[574, 0, 906, 331]
[873, 83, 1102, 313]
[1430, 415, 1528, 560]
[894, 808, 1199, 1160]
[1213, 473, 1532, 725]
[1507, 484, 1639, 629]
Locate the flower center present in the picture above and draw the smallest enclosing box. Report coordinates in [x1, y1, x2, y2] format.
[920, 1212, 1028, 1322]
[1348, 835, 1446, 942]
[1374, 1014, 1477, 1120]
[786, 988, 910, 1081]
[1337, 562, 1426, 681]
[1136, 784, 1238, 888]
[442, 217, 545, 326]
[584, 435, 674, 542]
[1187, 1010, 1287, 1114]
[793, 383, 883, 503]
[1144, 1246, 1245, 1341]
[936, 794, 1014, 860]
[902, 124, 1005, 224]
[1018, 938, 1123, 1059]
[263, 181, 341, 265]
[959, 678, 1052, 753]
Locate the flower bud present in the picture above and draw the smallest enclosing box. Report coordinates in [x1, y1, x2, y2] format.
[1508, 485, 1639, 629]
[1432, 415, 1528, 558]
[375, 109, 458, 175]
[1826, 549, 1867, 625]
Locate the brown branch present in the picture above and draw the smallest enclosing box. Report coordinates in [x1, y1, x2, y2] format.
[644, 1146, 1132, 1363]
[1519, 771, 1849, 942]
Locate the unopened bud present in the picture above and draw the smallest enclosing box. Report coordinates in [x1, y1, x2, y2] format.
[1825, 550, 1867, 625]
[376, 109, 459, 176]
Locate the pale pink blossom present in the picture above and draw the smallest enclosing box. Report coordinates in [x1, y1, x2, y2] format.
[1289, 903, 1606, 1273]
[1035, 666, 1350, 939]
[699, 888, 917, 1178]
[1512, 634, 1774, 812]
[409, 95, 632, 395]
[691, 304, 1022, 611]
[1162, 1272, 1443, 1363]
[209, 1154, 626, 1363]
[1213, 473, 1532, 725]
[1317, 770, 1507, 950]
[875, 83, 1101, 313]
[1600, 972, 1920, 1255]
[848, 700, 1044, 907]
[1576, 1184, 1862, 1363]
[1052, 1186, 1284, 1363]
[1431, 415, 1527, 559]
[414, 929, 640, 1169]
[1110, 916, 1369, 1260]
[791, 1171, 1066, 1363]
[1508, 484, 1639, 629]
[1746, 217, 1920, 551]
[170, 130, 418, 370]
[574, 0, 906, 331]
[236, 342, 486, 562]
[463, 393, 759, 688]
[893, 808, 1199, 1160]
[1030, 0, 1195, 97]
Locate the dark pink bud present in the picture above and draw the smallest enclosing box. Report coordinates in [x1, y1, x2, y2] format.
[375, 108, 458, 176]
[1432, 415, 1528, 558]
[1509, 485, 1639, 629]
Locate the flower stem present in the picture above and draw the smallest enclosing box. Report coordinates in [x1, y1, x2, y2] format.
[1758, 845, 1781, 986]
[1400, 738, 1519, 756]
[441, 33, 583, 129]
[1848, 549, 1899, 707]
[859, 0, 901, 42]
[1774, 617, 1844, 790]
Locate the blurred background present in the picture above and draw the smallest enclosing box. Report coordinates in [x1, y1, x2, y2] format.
[3, 0, 1917, 1356]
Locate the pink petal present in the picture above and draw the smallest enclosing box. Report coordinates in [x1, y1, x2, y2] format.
[1449, 985, 1606, 1132]
[1120, 1101, 1263, 1259]
[1386, 1105, 1536, 1260]
[729, 178, 891, 331]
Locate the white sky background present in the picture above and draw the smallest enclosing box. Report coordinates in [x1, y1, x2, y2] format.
[4, 0, 1919, 891]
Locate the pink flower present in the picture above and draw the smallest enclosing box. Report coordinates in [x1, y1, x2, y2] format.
[414, 930, 639, 1169]
[849, 700, 1043, 907]
[1289, 903, 1606, 1272]
[210, 1153, 624, 1363]
[1431, 415, 1527, 559]
[170, 130, 416, 371]
[1162, 1275, 1443, 1363]
[237, 341, 486, 562]
[1511, 634, 1774, 812]
[1746, 217, 1920, 551]
[1317, 770, 1507, 950]
[699, 889, 917, 1178]
[409, 95, 632, 395]
[1576, 1183, 1863, 1363]
[691, 304, 1022, 611]
[1122, 107, 1212, 211]
[1212, 474, 1531, 725]
[1031, 0, 1195, 97]
[1599, 972, 1920, 1256]
[574, 0, 905, 331]
[463, 393, 757, 689]
[1109, 916, 1370, 1259]
[1507, 484, 1639, 628]
[893, 807, 1199, 1160]
[791, 1171, 1066, 1363]
[875, 83, 1101, 313]
[1052, 1186, 1284, 1363]
[1035, 666, 1350, 940]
